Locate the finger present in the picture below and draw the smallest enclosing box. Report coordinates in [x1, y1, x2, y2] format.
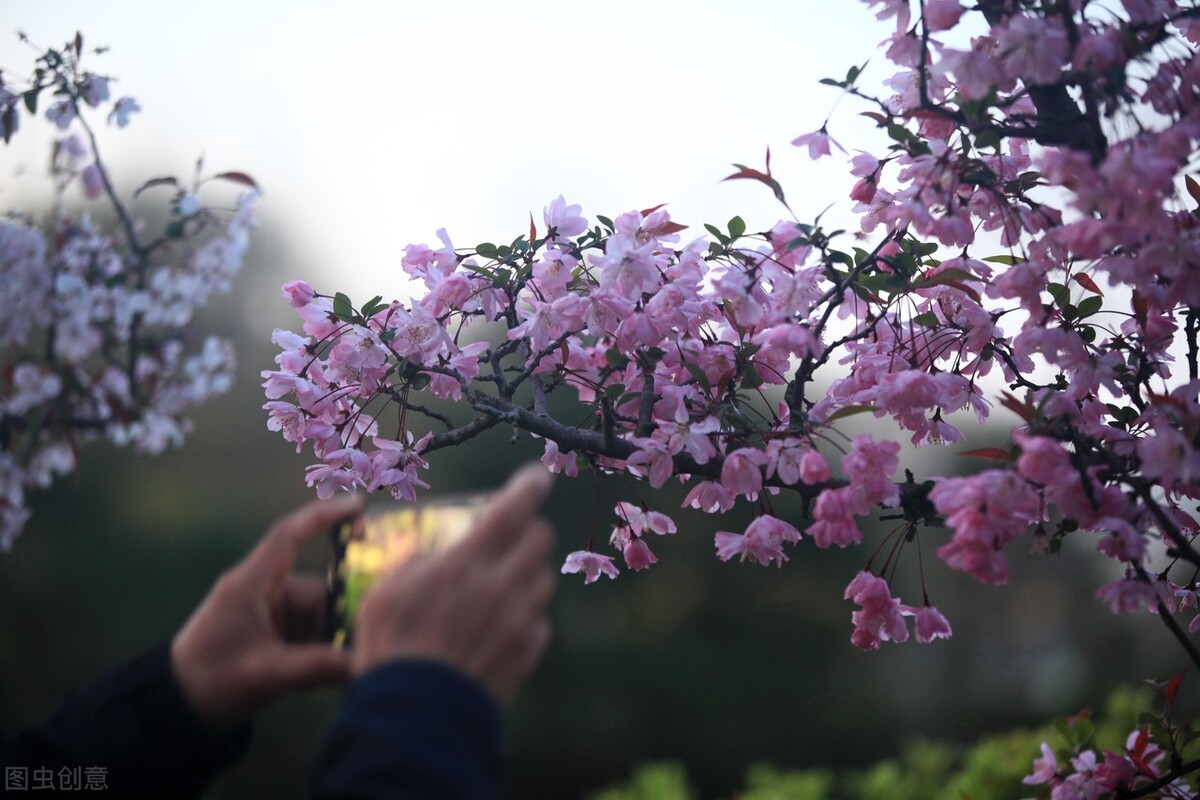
[464, 566, 555, 678]
[267, 643, 353, 692]
[283, 575, 330, 642]
[490, 617, 553, 710]
[491, 518, 555, 590]
[460, 464, 553, 558]
[243, 494, 363, 582]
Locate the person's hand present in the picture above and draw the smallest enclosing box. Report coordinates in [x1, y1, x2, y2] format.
[170, 494, 363, 728]
[352, 464, 557, 708]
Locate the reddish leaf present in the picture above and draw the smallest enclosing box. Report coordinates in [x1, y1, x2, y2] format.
[529, 212, 537, 244]
[212, 171, 259, 190]
[825, 405, 879, 423]
[1165, 668, 1186, 705]
[1187, 175, 1200, 206]
[74, 31, 83, 57]
[1072, 273, 1104, 297]
[957, 448, 1014, 461]
[722, 159, 787, 206]
[133, 176, 178, 198]
[860, 111, 890, 125]
[640, 203, 667, 216]
[944, 280, 981, 303]
[1148, 392, 1187, 413]
[656, 220, 689, 235]
[1132, 290, 1148, 331]
[1127, 728, 1157, 776]
[999, 390, 1032, 423]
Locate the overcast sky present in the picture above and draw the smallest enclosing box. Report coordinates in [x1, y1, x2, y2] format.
[1, 2, 888, 303]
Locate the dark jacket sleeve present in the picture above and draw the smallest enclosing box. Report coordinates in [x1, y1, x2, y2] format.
[312, 660, 503, 800]
[1, 642, 251, 798]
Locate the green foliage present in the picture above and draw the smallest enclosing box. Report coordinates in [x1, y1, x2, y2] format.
[591, 762, 696, 800]
[592, 688, 1152, 800]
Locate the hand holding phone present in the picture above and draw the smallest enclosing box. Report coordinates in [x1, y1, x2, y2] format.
[345, 464, 557, 708]
[326, 494, 489, 648]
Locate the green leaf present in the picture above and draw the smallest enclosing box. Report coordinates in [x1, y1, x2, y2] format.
[818, 77, 843, 87]
[981, 254, 1027, 266]
[475, 242, 499, 259]
[915, 267, 976, 289]
[1046, 282, 1070, 308]
[825, 405, 879, 423]
[728, 216, 746, 240]
[360, 295, 385, 318]
[22, 89, 37, 114]
[604, 348, 629, 369]
[704, 223, 730, 245]
[333, 292, 355, 321]
[641, 347, 666, 366]
[912, 311, 940, 328]
[741, 369, 764, 390]
[408, 372, 431, 391]
[596, 215, 614, 231]
[828, 251, 854, 268]
[857, 273, 894, 293]
[682, 361, 711, 391]
[605, 383, 626, 402]
[1076, 295, 1103, 318]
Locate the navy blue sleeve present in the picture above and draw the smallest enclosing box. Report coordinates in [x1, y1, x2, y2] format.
[312, 660, 503, 800]
[0, 642, 251, 798]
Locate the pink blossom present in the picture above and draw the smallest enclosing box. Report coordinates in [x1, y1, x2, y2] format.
[924, 0, 965, 32]
[681, 480, 736, 514]
[845, 572, 909, 649]
[540, 439, 579, 477]
[624, 440, 674, 489]
[1095, 577, 1164, 615]
[806, 488, 863, 549]
[107, 96, 141, 128]
[791, 127, 843, 160]
[720, 448, 766, 498]
[622, 537, 658, 571]
[914, 606, 953, 643]
[842, 435, 900, 512]
[561, 550, 620, 584]
[614, 501, 677, 536]
[714, 515, 800, 567]
[81, 163, 104, 199]
[281, 280, 316, 308]
[1023, 743, 1059, 786]
[799, 450, 831, 484]
[543, 195, 588, 241]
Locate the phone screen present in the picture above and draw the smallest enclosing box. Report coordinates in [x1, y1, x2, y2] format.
[326, 494, 489, 648]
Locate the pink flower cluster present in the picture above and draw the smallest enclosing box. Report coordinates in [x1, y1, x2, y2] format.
[1023, 728, 1189, 799]
[844, 571, 951, 650]
[268, 0, 1200, 673]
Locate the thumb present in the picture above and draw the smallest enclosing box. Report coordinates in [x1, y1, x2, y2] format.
[269, 643, 353, 691]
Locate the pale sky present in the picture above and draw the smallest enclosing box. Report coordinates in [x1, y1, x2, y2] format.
[1, 1, 887, 304]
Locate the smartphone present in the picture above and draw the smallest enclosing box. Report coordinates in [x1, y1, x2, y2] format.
[325, 494, 490, 648]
